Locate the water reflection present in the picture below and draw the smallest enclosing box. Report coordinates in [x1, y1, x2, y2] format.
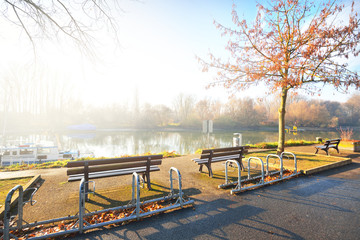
[1, 130, 358, 157]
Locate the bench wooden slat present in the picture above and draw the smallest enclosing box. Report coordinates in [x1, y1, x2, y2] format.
[66, 155, 163, 167]
[193, 154, 243, 164]
[68, 166, 160, 182]
[200, 150, 243, 159]
[201, 146, 249, 154]
[66, 154, 163, 193]
[192, 146, 247, 177]
[67, 159, 162, 175]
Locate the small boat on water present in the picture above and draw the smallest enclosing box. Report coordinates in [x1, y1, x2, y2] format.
[0, 143, 81, 166]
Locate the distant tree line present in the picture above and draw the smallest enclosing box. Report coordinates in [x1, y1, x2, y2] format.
[1, 85, 359, 131]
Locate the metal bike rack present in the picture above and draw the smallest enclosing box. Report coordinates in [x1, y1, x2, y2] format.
[218, 160, 242, 194]
[280, 151, 299, 175]
[218, 157, 265, 194]
[24, 187, 38, 206]
[247, 157, 265, 184]
[218, 153, 301, 194]
[2, 185, 24, 240]
[169, 167, 185, 207]
[1, 167, 194, 240]
[262, 152, 300, 185]
[265, 154, 283, 177]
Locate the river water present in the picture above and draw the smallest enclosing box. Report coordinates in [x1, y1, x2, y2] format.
[2, 129, 359, 157]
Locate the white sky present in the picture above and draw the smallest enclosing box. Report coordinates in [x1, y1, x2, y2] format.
[0, 0, 359, 107]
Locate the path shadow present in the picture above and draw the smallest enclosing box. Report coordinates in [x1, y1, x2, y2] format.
[316, 162, 360, 177]
[345, 153, 360, 159]
[81, 198, 304, 240]
[86, 187, 201, 210]
[289, 177, 344, 197]
[256, 178, 355, 213]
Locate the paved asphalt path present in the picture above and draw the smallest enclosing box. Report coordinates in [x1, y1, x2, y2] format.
[70, 157, 360, 240]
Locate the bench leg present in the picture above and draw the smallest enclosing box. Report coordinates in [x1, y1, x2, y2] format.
[199, 164, 213, 177]
[142, 173, 152, 189]
[142, 173, 146, 184]
[208, 165, 213, 178]
[204, 163, 213, 177]
[236, 159, 244, 171]
[85, 182, 89, 202]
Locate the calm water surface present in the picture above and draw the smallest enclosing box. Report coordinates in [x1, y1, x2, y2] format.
[2, 129, 359, 157]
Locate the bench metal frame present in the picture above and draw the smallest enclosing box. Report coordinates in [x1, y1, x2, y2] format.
[1, 167, 193, 240]
[315, 138, 341, 155]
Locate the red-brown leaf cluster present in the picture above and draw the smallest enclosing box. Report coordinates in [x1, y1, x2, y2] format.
[9, 202, 166, 239]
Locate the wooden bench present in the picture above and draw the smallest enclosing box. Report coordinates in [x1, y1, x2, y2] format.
[315, 138, 341, 155]
[66, 155, 163, 190]
[192, 146, 249, 177]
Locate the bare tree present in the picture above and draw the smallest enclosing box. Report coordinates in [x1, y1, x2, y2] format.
[173, 93, 195, 123]
[1, 0, 121, 54]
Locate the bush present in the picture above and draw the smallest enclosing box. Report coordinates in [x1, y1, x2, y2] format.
[246, 139, 317, 149]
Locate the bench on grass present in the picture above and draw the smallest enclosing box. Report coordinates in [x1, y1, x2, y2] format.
[192, 146, 249, 177]
[315, 138, 341, 155]
[66, 155, 163, 191]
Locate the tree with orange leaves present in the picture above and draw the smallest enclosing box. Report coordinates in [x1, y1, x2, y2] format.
[199, 0, 360, 153]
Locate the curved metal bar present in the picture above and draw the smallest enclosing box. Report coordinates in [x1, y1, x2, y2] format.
[3, 185, 24, 240]
[280, 152, 297, 174]
[79, 178, 86, 233]
[132, 172, 141, 219]
[88, 181, 96, 195]
[247, 157, 265, 184]
[24, 187, 38, 206]
[265, 154, 282, 176]
[217, 160, 242, 192]
[169, 167, 183, 207]
[226, 160, 242, 194]
[227, 160, 241, 185]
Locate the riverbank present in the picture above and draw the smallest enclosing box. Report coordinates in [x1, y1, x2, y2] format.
[3, 125, 360, 134]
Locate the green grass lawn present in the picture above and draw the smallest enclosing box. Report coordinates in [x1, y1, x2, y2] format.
[0, 177, 33, 208]
[64, 180, 189, 213]
[247, 150, 342, 170]
[193, 150, 348, 187]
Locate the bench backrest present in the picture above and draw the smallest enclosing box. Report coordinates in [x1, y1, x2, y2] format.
[66, 155, 163, 176]
[200, 146, 249, 160]
[324, 138, 341, 146]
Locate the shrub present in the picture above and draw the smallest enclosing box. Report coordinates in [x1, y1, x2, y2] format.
[337, 127, 353, 141]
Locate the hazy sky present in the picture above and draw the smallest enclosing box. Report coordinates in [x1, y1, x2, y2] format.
[0, 0, 359, 107]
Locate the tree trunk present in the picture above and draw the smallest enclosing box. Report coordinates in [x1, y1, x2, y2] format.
[277, 87, 288, 154]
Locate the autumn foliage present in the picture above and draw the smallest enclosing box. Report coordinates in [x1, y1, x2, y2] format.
[199, 0, 360, 153]
[8, 202, 166, 239]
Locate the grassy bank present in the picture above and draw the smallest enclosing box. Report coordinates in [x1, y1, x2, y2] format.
[246, 139, 318, 149]
[0, 177, 33, 207]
